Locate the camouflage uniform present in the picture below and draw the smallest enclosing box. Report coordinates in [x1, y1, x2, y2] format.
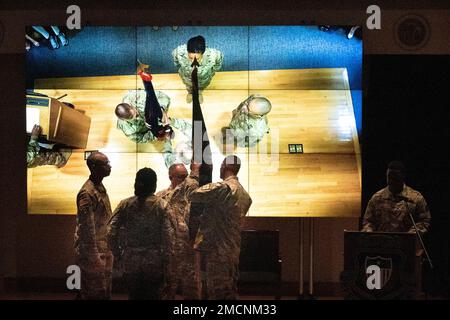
[117, 89, 170, 144]
[27, 138, 69, 168]
[157, 171, 200, 299]
[107, 195, 176, 300]
[117, 89, 191, 168]
[172, 44, 223, 93]
[162, 118, 192, 168]
[229, 95, 270, 148]
[190, 176, 252, 300]
[362, 185, 431, 235]
[74, 179, 113, 300]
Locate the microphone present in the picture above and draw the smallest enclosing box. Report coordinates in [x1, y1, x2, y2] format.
[393, 193, 433, 268]
[407, 207, 434, 269]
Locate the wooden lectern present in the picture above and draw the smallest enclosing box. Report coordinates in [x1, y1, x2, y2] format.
[343, 231, 419, 299]
[26, 94, 91, 149]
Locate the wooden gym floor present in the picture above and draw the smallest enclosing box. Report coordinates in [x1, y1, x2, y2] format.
[28, 68, 361, 217]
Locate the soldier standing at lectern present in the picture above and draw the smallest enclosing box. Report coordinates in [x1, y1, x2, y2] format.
[362, 161, 431, 235]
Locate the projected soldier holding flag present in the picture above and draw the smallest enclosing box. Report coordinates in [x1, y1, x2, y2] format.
[172, 35, 223, 104]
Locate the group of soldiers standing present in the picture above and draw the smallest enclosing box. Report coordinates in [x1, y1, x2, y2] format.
[74, 155, 432, 301]
[25, 35, 272, 300]
[75, 152, 251, 300]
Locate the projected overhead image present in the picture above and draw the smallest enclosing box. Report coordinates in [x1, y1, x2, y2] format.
[26, 26, 362, 217]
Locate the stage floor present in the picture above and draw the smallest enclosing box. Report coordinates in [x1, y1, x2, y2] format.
[28, 68, 361, 217]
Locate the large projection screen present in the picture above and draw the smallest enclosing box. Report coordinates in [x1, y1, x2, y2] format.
[26, 26, 362, 217]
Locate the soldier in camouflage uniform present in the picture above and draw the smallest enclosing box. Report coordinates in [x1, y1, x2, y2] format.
[107, 168, 176, 300]
[115, 62, 172, 144]
[172, 35, 223, 103]
[157, 162, 201, 299]
[116, 65, 193, 168]
[362, 161, 431, 235]
[27, 124, 71, 168]
[116, 88, 171, 144]
[189, 155, 252, 300]
[74, 152, 113, 300]
[161, 118, 193, 168]
[227, 95, 272, 148]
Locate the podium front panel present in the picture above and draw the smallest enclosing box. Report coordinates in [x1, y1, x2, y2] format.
[343, 231, 416, 299]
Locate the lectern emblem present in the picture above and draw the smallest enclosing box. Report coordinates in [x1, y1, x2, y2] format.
[365, 256, 393, 288]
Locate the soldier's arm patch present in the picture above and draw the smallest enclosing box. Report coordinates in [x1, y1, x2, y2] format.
[77, 191, 95, 213]
[76, 191, 99, 256]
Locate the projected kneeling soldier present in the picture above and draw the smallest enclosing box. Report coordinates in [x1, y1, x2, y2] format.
[74, 152, 113, 300]
[189, 155, 252, 299]
[226, 95, 272, 148]
[107, 168, 176, 300]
